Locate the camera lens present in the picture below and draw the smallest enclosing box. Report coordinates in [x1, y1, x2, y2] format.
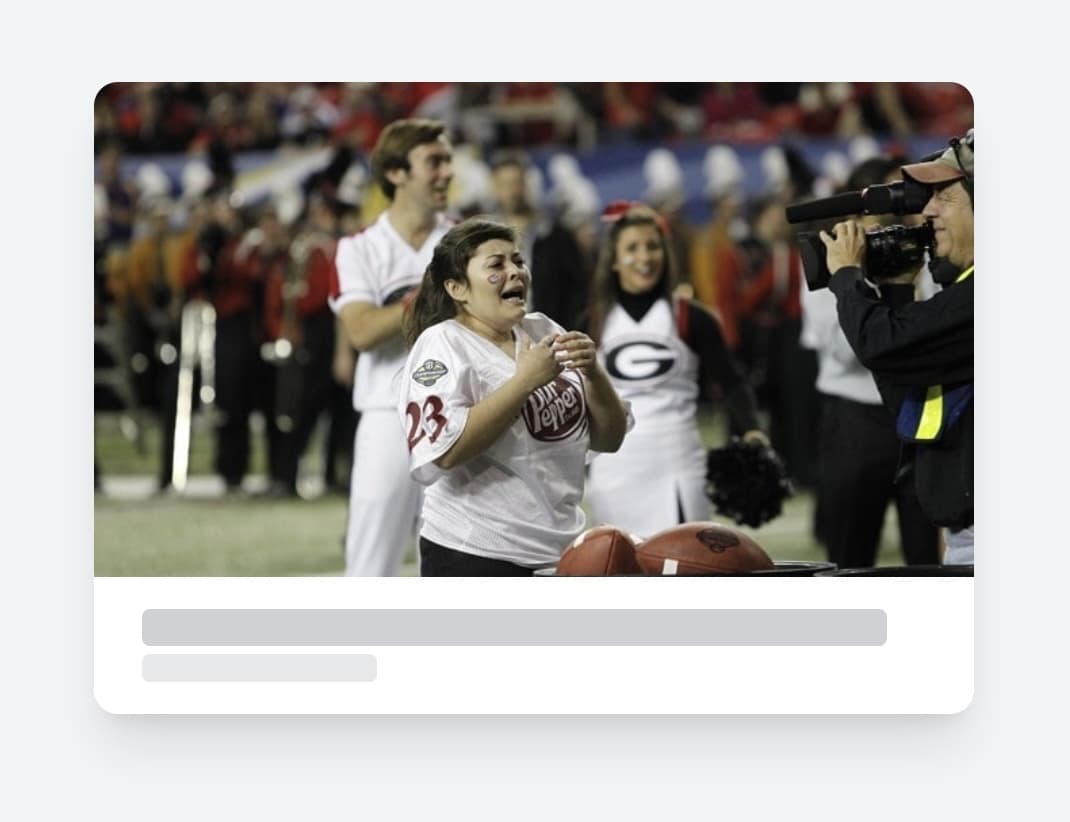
[865, 223, 933, 281]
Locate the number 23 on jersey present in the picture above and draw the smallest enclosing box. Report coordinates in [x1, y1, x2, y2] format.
[405, 396, 447, 451]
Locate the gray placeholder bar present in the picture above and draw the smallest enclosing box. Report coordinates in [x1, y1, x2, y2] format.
[142, 654, 377, 682]
[143, 609, 885, 647]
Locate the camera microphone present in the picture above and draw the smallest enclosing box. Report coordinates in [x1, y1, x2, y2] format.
[786, 178, 933, 225]
[785, 191, 865, 224]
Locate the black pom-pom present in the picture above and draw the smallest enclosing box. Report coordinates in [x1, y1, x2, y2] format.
[705, 438, 792, 528]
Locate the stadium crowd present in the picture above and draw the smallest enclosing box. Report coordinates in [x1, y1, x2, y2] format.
[95, 82, 973, 156]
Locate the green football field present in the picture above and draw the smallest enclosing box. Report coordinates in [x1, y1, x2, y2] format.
[93, 409, 906, 576]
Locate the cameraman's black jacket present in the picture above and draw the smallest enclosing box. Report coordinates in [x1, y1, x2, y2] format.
[829, 266, 973, 530]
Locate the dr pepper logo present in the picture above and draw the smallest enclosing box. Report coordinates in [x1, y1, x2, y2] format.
[522, 376, 586, 442]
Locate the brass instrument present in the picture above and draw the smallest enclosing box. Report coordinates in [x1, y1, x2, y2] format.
[171, 299, 216, 493]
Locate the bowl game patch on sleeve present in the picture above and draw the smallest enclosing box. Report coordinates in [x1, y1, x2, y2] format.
[412, 359, 448, 387]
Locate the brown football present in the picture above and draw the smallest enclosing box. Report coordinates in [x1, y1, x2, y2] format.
[556, 526, 642, 576]
[635, 522, 774, 575]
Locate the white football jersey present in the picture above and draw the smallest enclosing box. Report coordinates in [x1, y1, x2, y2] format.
[598, 298, 699, 433]
[330, 211, 452, 411]
[399, 313, 592, 567]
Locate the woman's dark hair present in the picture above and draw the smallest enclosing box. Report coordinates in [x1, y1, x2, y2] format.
[587, 207, 677, 343]
[404, 217, 517, 347]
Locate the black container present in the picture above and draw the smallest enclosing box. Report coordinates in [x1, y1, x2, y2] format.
[537, 561, 839, 577]
[817, 564, 973, 577]
[748, 561, 838, 577]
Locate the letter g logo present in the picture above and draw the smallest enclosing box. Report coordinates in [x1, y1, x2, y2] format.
[605, 341, 676, 381]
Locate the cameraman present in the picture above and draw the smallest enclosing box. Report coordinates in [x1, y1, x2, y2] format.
[820, 130, 974, 564]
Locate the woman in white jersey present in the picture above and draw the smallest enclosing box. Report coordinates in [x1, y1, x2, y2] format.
[400, 218, 630, 576]
[586, 202, 768, 538]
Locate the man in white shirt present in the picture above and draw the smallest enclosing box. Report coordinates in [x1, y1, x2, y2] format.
[329, 119, 453, 575]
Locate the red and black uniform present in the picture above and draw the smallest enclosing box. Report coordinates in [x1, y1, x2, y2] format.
[181, 225, 269, 489]
[734, 237, 820, 485]
[261, 235, 352, 494]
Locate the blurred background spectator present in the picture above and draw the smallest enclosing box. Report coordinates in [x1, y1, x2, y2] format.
[488, 148, 591, 330]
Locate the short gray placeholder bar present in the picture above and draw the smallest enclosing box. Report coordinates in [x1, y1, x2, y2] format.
[143, 609, 885, 647]
[142, 654, 377, 682]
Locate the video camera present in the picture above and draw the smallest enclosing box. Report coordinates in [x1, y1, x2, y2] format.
[786, 176, 933, 291]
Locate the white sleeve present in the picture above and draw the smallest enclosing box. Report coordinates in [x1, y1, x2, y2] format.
[800, 284, 858, 365]
[398, 328, 475, 485]
[329, 234, 377, 314]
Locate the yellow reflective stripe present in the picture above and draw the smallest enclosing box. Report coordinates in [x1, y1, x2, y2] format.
[955, 265, 975, 283]
[916, 385, 944, 439]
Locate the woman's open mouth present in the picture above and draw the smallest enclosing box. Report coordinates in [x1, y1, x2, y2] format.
[501, 284, 526, 305]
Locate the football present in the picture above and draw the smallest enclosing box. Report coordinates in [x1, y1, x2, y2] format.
[556, 526, 642, 576]
[635, 521, 774, 575]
